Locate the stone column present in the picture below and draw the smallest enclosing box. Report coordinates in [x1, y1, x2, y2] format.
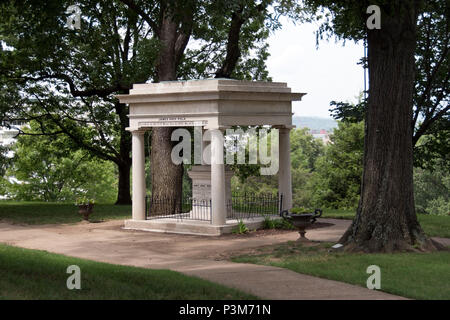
[131, 130, 146, 220]
[201, 127, 210, 165]
[210, 129, 226, 225]
[278, 127, 293, 210]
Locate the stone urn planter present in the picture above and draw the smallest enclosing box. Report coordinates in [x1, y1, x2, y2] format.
[281, 208, 323, 241]
[78, 204, 94, 221]
[76, 198, 95, 221]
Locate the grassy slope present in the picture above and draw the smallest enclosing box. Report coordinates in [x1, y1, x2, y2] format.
[0, 201, 131, 224]
[232, 241, 450, 300]
[322, 209, 450, 238]
[0, 244, 255, 300]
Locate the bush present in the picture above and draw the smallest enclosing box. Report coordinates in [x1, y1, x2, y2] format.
[414, 162, 449, 215]
[262, 216, 295, 230]
[232, 220, 249, 234]
[426, 197, 450, 216]
[307, 121, 364, 209]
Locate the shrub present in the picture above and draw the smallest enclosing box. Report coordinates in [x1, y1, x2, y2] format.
[262, 216, 295, 230]
[232, 220, 249, 234]
[426, 197, 450, 216]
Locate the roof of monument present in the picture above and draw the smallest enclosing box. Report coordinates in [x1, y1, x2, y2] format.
[116, 79, 305, 103]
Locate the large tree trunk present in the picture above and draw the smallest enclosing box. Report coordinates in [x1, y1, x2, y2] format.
[339, 1, 439, 252]
[116, 161, 132, 204]
[115, 101, 132, 205]
[150, 13, 183, 213]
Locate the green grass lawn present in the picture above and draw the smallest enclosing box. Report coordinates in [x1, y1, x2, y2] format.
[0, 201, 131, 224]
[322, 209, 450, 238]
[0, 244, 255, 300]
[231, 241, 450, 300]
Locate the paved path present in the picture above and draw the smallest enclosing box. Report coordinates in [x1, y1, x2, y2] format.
[0, 218, 410, 300]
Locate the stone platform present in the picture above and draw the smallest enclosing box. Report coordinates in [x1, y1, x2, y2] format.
[123, 216, 274, 236]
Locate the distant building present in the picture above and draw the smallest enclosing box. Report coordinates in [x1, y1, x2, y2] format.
[292, 116, 336, 144]
[0, 127, 19, 146]
[309, 129, 331, 144]
[0, 121, 26, 154]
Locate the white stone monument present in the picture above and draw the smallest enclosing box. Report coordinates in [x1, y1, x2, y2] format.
[116, 79, 305, 235]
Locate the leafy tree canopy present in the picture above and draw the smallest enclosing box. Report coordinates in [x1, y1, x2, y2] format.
[4, 121, 117, 202]
[320, 0, 449, 170]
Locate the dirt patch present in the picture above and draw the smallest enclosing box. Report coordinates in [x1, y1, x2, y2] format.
[222, 228, 294, 239]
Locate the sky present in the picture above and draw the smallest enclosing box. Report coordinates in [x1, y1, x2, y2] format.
[266, 18, 365, 119]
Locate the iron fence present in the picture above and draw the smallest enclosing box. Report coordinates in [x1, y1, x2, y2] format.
[227, 192, 282, 220]
[146, 195, 212, 222]
[145, 193, 283, 222]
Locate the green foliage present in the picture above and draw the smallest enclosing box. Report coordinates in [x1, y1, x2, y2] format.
[0, 0, 297, 204]
[231, 128, 325, 209]
[303, 0, 370, 41]
[414, 122, 450, 171]
[262, 216, 276, 229]
[232, 220, 249, 234]
[290, 128, 324, 171]
[0, 144, 10, 177]
[262, 216, 295, 230]
[4, 122, 117, 203]
[287, 128, 325, 208]
[75, 196, 95, 206]
[329, 100, 366, 124]
[414, 161, 450, 215]
[426, 198, 450, 216]
[291, 207, 313, 214]
[308, 121, 364, 209]
[231, 121, 448, 215]
[324, 0, 449, 170]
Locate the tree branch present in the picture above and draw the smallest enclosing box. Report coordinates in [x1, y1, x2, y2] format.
[215, 6, 245, 78]
[413, 104, 450, 146]
[119, 0, 159, 36]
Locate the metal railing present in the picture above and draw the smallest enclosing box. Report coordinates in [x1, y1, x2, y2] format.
[146, 195, 212, 222]
[146, 193, 283, 222]
[227, 192, 282, 220]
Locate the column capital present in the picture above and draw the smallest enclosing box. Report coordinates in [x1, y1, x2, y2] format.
[272, 125, 296, 132]
[129, 129, 146, 136]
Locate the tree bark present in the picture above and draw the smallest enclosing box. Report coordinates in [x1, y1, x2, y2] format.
[115, 101, 132, 205]
[150, 12, 183, 213]
[215, 7, 245, 78]
[339, 1, 440, 252]
[116, 161, 132, 204]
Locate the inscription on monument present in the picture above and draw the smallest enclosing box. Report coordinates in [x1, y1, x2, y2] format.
[139, 119, 208, 127]
[192, 183, 211, 200]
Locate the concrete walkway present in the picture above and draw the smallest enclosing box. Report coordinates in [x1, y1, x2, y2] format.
[0, 218, 409, 300]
